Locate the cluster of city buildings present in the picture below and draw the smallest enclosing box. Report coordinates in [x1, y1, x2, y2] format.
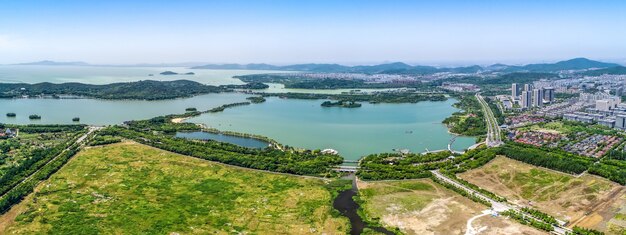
[561, 93, 626, 129]
[439, 82, 480, 92]
[280, 73, 421, 84]
[509, 130, 561, 147]
[509, 83, 555, 109]
[562, 133, 622, 158]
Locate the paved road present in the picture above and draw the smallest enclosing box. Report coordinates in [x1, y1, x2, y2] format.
[475, 93, 503, 147]
[0, 126, 99, 199]
[431, 170, 570, 235]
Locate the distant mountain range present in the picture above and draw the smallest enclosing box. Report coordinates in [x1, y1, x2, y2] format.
[13, 58, 625, 75]
[16, 60, 90, 66]
[191, 58, 624, 74]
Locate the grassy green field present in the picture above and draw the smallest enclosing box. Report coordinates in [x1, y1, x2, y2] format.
[1, 142, 349, 234]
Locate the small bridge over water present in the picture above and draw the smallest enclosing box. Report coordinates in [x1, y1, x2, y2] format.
[333, 165, 358, 172]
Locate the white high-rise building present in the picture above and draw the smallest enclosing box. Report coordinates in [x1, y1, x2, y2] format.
[543, 87, 555, 103]
[511, 83, 520, 99]
[596, 100, 611, 111]
[533, 89, 543, 107]
[524, 84, 533, 91]
[521, 91, 532, 108]
[616, 115, 626, 130]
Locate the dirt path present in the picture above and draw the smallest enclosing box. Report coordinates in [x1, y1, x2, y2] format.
[465, 211, 489, 235]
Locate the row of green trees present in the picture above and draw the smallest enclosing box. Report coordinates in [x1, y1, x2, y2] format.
[0, 143, 81, 214]
[520, 207, 559, 225]
[498, 143, 592, 175]
[4, 124, 85, 134]
[571, 226, 605, 235]
[0, 130, 84, 196]
[501, 210, 554, 232]
[102, 125, 343, 176]
[207, 102, 251, 113]
[588, 159, 626, 185]
[88, 135, 122, 146]
[430, 176, 492, 207]
[263, 92, 447, 104]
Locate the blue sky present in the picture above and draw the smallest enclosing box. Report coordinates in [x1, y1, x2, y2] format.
[1, 0, 626, 65]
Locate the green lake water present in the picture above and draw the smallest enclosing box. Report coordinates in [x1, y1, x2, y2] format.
[188, 97, 476, 160]
[0, 93, 248, 125]
[0, 66, 476, 160]
[0, 65, 287, 85]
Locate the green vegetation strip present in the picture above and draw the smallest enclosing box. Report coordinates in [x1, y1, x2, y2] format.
[102, 117, 343, 176]
[0, 129, 87, 214]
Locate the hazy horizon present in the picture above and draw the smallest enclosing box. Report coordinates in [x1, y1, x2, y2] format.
[2, 0, 626, 65]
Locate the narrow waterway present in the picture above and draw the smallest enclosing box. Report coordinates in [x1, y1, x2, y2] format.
[333, 175, 395, 235]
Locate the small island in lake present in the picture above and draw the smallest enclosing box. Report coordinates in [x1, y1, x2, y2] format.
[246, 96, 266, 103]
[321, 100, 362, 108]
[160, 71, 195, 75]
[29, 114, 41, 120]
[6, 113, 16, 117]
[72, 117, 80, 122]
[185, 107, 197, 112]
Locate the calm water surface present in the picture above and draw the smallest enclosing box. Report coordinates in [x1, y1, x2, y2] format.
[0, 65, 289, 86]
[1, 66, 474, 159]
[188, 97, 475, 160]
[0, 93, 248, 125]
[175, 131, 269, 149]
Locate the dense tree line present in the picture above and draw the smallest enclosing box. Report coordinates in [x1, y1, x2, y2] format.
[430, 176, 492, 207]
[220, 82, 269, 90]
[0, 130, 84, 196]
[571, 226, 605, 235]
[246, 96, 266, 103]
[501, 210, 554, 232]
[100, 126, 343, 176]
[237, 74, 436, 89]
[6, 124, 85, 134]
[497, 143, 593, 175]
[520, 207, 559, 225]
[125, 116, 201, 134]
[485, 97, 505, 125]
[320, 100, 361, 108]
[208, 102, 251, 113]
[441, 147, 498, 174]
[357, 151, 454, 180]
[442, 95, 486, 136]
[0, 144, 81, 214]
[588, 159, 626, 185]
[0, 80, 225, 100]
[358, 148, 499, 181]
[263, 92, 447, 104]
[88, 135, 122, 146]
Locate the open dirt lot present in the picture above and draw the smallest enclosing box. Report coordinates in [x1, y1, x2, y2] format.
[357, 179, 543, 235]
[459, 156, 626, 232]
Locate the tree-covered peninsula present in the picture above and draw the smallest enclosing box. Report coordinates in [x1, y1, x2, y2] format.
[0, 80, 226, 100]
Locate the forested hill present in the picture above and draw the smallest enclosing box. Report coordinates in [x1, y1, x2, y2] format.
[191, 58, 622, 74]
[0, 80, 226, 100]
